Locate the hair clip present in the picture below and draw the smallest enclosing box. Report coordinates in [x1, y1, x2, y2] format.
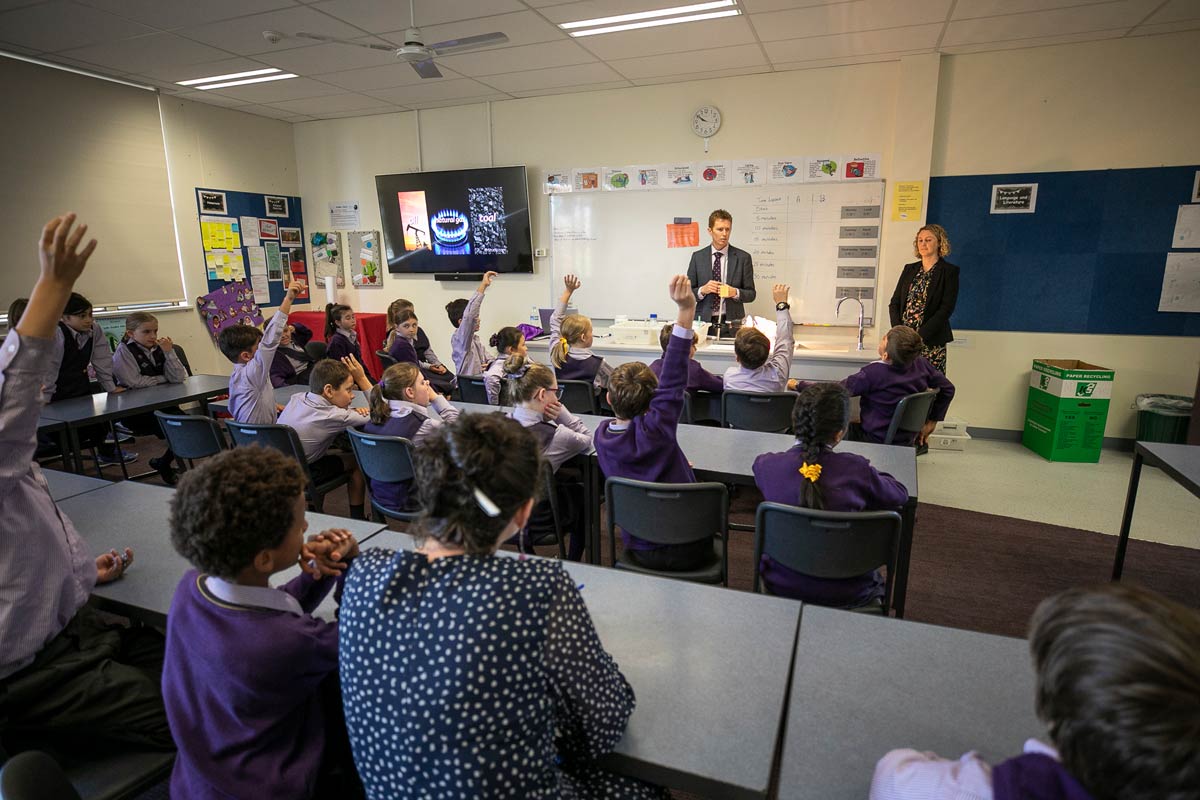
[473, 487, 501, 517]
[503, 364, 531, 381]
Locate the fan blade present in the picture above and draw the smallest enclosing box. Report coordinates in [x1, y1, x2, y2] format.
[295, 31, 395, 52]
[429, 32, 508, 55]
[411, 59, 443, 79]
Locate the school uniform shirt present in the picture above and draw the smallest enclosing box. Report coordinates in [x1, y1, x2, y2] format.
[594, 325, 695, 552]
[450, 291, 489, 376]
[163, 570, 342, 799]
[550, 300, 613, 391]
[339, 549, 664, 800]
[47, 321, 117, 398]
[509, 405, 592, 471]
[482, 357, 508, 405]
[386, 332, 420, 366]
[112, 340, 187, 388]
[325, 328, 374, 381]
[228, 310, 288, 425]
[806, 356, 955, 444]
[752, 446, 908, 606]
[723, 307, 794, 393]
[270, 322, 314, 389]
[870, 740, 1092, 800]
[0, 332, 96, 679]
[277, 391, 370, 462]
[648, 356, 724, 395]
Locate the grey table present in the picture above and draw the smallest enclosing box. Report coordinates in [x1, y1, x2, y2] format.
[59, 480, 386, 625]
[1113, 441, 1200, 579]
[365, 531, 801, 799]
[778, 606, 1044, 799]
[41, 374, 230, 472]
[42, 468, 112, 501]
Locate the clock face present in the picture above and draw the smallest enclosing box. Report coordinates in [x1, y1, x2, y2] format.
[692, 104, 721, 138]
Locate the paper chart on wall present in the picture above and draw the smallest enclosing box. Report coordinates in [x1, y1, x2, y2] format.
[602, 167, 634, 191]
[733, 160, 767, 186]
[840, 153, 880, 180]
[1158, 252, 1200, 312]
[200, 216, 240, 251]
[633, 165, 661, 189]
[1172, 204, 1200, 248]
[767, 158, 803, 184]
[247, 246, 267, 277]
[572, 168, 601, 192]
[239, 216, 261, 247]
[697, 161, 731, 188]
[347, 230, 383, 288]
[264, 241, 283, 282]
[664, 163, 695, 188]
[250, 274, 271, 304]
[804, 156, 842, 182]
[310, 231, 345, 289]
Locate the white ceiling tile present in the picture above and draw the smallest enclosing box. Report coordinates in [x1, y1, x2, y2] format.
[609, 42, 767, 79]
[538, 0, 721, 24]
[764, 24, 942, 62]
[435, 39, 596, 76]
[380, 11, 566, 49]
[364, 77, 505, 104]
[266, 90, 387, 114]
[257, 42, 400, 74]
[1143, 0, 1200, 23]
[508, 80, 629, 97]
[952, 0, 1114, 20]
[1129, 18, 1200, 35]
[771, 49, 926, 71]
[305, 106, 407, 119]
[940, 27, 1128, 52]
[313, 60, 467, 90]
[740, 0, 848, 11]
[0, 0, 155, 52]
[231, 103, 305, 119]
[483, 61, 623, 91]
[28, 54, 127, 74]
[310, 0, 523, 31]
[629, 64, 772, 86]
[174, 6, 364, 56]
[573, 15, 757, 60]
[942, 0, 1161, 45]
[522, 0, 580, 6]
[405, 93, 510, 109]
[172, 90, 253, 107]
[195, 75, 341, 103]
[56, 33, 232, 73]
[74, 0, 296, 30]
[140, 55, 275, 83]
[751, 0, 952, 42]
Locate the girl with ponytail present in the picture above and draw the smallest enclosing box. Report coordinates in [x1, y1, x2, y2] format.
[549, 274, 612, 394]
[750, 382, 908, 608]
[384, 298, 456, 396]
[482, 326, 526, 405]
[324, 302, 374, 382]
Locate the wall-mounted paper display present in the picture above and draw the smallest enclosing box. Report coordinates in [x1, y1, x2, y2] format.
[198, 190, 227, 215]
[804, 157, 842, 182]
[264, 196, 289, 217]
[329, 200, 360, 228]
[892, 181, 923, 221]
[732, 160, 767, 186]
[603, 167, 634, 191]
[633, 165, 661, 189]
[280, 227, 302, 247]
[310, 231, 345, 289]
[545, 171, 571, 194]
[841, 153, 880, 180]
[572, 168, 601, 192]
[664, 163, 695, 188]
[990, 183, 1038, 214]
[1158, 252, 1200, 312]
[348, 230, 383, 288]
[697, 161, 731, 188]
[768, 158, 803, 184]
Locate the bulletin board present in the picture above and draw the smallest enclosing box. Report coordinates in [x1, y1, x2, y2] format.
[926, 165, 1200, 336]
[194, 187, 307, 308]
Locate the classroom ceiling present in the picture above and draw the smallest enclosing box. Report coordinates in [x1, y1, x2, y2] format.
[1, 0, 1195, 122]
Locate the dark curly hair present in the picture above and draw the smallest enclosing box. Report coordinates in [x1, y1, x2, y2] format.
[170, 446, 306, 578]
[790, 383, 849, 510]
[412, 413, 541, 555]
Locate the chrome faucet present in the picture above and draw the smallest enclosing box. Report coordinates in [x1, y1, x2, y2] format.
[836, 296, 866, 351]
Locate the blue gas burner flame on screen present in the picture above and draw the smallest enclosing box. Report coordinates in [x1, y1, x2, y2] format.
[431, 208, 470, 255]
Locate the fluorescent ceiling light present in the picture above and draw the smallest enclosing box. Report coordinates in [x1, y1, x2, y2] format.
[559, 0, 734, 30]
[196, 73, 298, 90]
[177, 67, 280, 86]
[569, 8, 740, 37]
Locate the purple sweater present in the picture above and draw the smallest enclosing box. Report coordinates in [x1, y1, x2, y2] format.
[162, 570, 340, 799]
[994, 753, 1094, 800]
[752, 446, 907, 606]
[833, 357, 954, 444]
[387, 335, 419, 366]
[325, 329, 374, 382]
[595, 327, 695, 551]
[648, 356, 724, 394]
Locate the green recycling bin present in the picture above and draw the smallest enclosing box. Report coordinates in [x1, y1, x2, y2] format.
[1023, 359, 1114, 462]
[1135, 394, 1192, 444]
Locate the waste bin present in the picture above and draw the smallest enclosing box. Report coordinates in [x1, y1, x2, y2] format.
[1135, 394, 1192, 444]
[1022, 359, 1114, 462]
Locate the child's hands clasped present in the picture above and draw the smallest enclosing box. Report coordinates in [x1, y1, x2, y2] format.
[301, 529, 359, 577]
[96, 548, 133, 584]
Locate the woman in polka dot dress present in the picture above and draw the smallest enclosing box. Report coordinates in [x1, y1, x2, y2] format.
[339, 412, 666, 799]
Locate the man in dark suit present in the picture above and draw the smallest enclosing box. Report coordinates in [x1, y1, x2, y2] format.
[688, 209, 756, 334]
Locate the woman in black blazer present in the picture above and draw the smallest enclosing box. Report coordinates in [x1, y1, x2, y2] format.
[888, 223, 960, 373]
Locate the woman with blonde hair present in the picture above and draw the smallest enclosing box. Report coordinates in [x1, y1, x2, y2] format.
[887, 223, 959, 374]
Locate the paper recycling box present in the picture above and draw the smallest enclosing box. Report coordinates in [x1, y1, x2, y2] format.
[1022, 359, 1113, 463]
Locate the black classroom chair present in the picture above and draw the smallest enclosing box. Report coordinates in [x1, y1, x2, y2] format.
[375, 350, 397, 369]
[720, 390, 798, 434]
[346, 428, 419, 525]
[882, 390, 939, 446]
[304, 341, 327, 362]
[154, 411, 226, 472]
[558, 379, 599, 416]
[0, 747, 175, 800]
[225, 423, 347, 512]
[456, 374, 489, 405]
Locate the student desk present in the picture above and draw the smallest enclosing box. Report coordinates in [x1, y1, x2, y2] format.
[449, 402, 920, 617]
[1113, 441, 1200, 579]
[778, 606, 1044, 799]
[36, 415, 72, 471]
[57, 480, 386, 626]
[42, 468, 111, 501]
[366, 530, 801, 800]
[41, 374, 230, 472]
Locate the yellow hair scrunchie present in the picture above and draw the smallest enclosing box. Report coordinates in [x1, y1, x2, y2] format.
[560, 336, 570, 356]
[799, 462, 822, 483]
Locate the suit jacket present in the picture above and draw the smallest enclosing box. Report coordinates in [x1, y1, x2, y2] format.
[888, 259, 960, 347]
[688, 244, 756, 322]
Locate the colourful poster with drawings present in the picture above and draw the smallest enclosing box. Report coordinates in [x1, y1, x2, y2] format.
[310, 231, 345, 289]
[347, 230, 383, 288]
[195, 282, 263, 341]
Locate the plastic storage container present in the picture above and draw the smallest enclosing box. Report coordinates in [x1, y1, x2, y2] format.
[1134, 394, 1192, 444]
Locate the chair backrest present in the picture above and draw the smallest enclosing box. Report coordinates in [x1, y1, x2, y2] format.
[721, 390, 798, 433]
[172, 344, 194, 377]
[605, 477, 728, 549]
[376, 350, 397, 369]
[305, 340, 327, 362]
[0, 751, 83, 800]
[457, 374, 489, 405]
[558, 379, 598, 415]
[752, 502, 901, 604]
[154, 411, 226, 461]
[347, 428, 417, 484]
[883, 389, 938, 445]
[225, 422, 309, 473]
[536, 459, 566, 559]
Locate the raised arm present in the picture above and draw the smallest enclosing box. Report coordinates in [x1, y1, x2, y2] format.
[550, 273, 580, 340]
[646, 275, 697, 426]
[767, 284, 794, 383]
[250, 281, 303, 382]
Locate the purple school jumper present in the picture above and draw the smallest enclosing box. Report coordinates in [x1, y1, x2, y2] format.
[387, 334, 419, 366]
[556, 353, 604, 384]
[163, 570, 341, 799]
[648, 356, 724, 395]
[362, 413, 423, 511]
[325, 328, 374, 382]
[803, 357, 954, 444]
[752, 446, 907, 606]
[270, 322, 313, 388]
[994, 754, 1094, 800]
[594, 326, 695, 552]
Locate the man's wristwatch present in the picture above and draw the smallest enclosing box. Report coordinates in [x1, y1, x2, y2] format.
[776, 302, 790, 311]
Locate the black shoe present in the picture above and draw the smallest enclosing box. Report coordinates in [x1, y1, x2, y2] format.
[915, 443, 929, 456]
[149, 456, 178, 485]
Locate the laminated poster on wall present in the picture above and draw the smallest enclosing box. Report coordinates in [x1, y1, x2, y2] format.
[840, 153, 880, 180]
[288, 250, 310, 299]
[264, 241, 282, 282]
[545, 171, 571, 194]
[196, 282, 263, 342]
[1172, 204, 1200, 248]
[280, 227, 302, 247]
[1158, 252, 1200, 313]
[329, 201, 360, 229]
[733, 160, 766, 186]
[572, 168, 601, 192]
[264, 196, 289, 217]
[697, 161, 731, 188]
[664, 163, 695, 188]
[633, 165, 661, 189]
[602, 167, 634, 191]
[767, 158, 803, 184]
[239, 216, 260, 247]
[804, 157, 842, 182]
[1193, 170, 1200, 203]
[258, 218, 279, 239]
[348, 230, 383, 288]
[310, 231, 345, 289]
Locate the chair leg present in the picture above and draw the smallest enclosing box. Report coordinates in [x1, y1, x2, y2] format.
[110, 423, 131, 481]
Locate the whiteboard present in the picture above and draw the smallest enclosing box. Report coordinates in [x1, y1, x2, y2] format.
[549, 180, 884, 326]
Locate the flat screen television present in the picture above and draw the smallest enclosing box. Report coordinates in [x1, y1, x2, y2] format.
[375, 166, 533, 277]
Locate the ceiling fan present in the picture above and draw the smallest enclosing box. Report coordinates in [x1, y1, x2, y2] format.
[262, 0, 509, 79]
